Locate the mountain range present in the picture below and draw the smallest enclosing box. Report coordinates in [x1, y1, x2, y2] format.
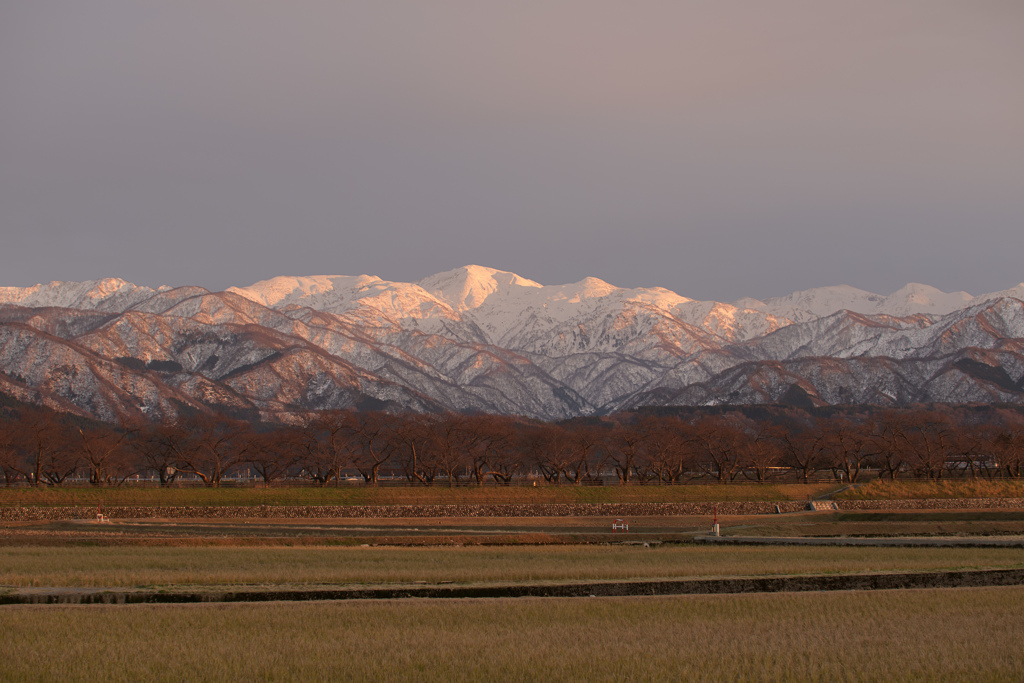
[2, 265, 1023, 423]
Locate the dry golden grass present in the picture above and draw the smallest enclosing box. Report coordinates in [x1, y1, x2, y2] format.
[2, 545, 1022, 588]
[837, 479, 1024, 500]
[729, 519, 1024, 538]
[3, 587, 1024, 681]
[0, 482, 838, 507]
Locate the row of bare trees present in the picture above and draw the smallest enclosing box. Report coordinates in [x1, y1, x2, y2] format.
[1, 405, 1023, 487]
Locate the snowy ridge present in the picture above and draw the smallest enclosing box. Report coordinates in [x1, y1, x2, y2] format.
[0, 278, 171, 312]
[1, 267, 1023, 422]
[229, 266, 1011, 346]
[976, 283, 1024, 306]
[740, 283, 975, 321]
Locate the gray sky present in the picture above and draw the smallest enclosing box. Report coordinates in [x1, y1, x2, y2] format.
[2, 1, 1022, 301]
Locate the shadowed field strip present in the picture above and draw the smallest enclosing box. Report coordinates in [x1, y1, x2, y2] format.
[5, 568, 1024, 604]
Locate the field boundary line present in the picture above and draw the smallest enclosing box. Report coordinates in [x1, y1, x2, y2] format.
[5, 568, 1024, 606]
[695, 536, 1024, 548]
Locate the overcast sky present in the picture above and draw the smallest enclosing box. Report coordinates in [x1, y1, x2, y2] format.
[2, 1, 1022, 301]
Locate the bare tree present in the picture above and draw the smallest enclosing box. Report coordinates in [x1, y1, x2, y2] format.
[299, 411, 351, 485]
[775, 419, 827, 484]
[520, 423, 572, 484]
[391, 413, 436, 485]
[560, 420, 606, 485]
[133, 420, 188, 485]
[691, 416, 745, 482]
[348, 412, 400, 485]
[638, 416, 695, 483]
[421, 414, 482, 488]
[988, 412, 1024, 479]
[455, 414, 518, 485]
[0, 419, 21, 486]
[9, 409, 77, 486]
[869, 411, 909, 480]
[900, 411, 957, 480]
[820, 417, 872, 484]
[77, 421, 138, 485]
[461, 414, 515, 485]
[484, 431, 522, 485]
[248, 426, 303, 484]
[607, 422, 645, 485]
[174, 414, 251, 487]
[740, 425, 782, 483]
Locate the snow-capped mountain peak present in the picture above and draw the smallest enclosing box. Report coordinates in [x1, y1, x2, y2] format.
[416, 265, 543, 312]
[881, 283, 973, 317]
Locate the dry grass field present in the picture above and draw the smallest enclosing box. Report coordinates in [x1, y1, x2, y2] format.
[4, 478, 1024, 508]
[3, 587, 1024, 681]
[836, 479, 1024, 500]
[723, 510, 1024, 538]
[0, 482, 838, 507]
[2, 544, 1022, 589]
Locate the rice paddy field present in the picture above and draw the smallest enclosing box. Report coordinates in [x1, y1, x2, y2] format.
[3, 544, 1023, 589]
[4, 587, 1024, 681]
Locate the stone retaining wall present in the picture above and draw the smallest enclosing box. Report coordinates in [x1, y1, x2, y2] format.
[3, 498, 1023, 521]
